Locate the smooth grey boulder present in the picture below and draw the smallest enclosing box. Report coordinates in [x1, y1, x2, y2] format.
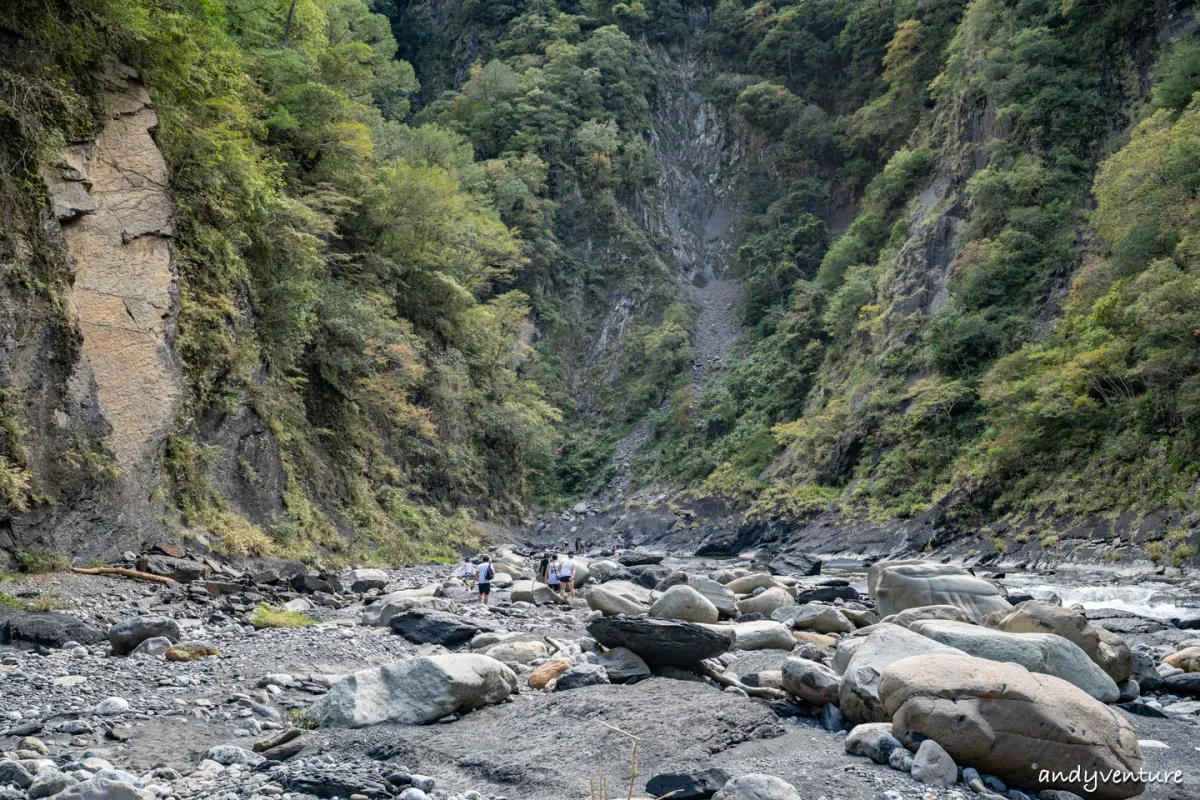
[554, 663, 609, 691]
[310, 654, 518, 727]
[56, 778, 155, 800]
[653, 575, 739, 619]
[711, 774, 801, 800]
[771, 604, 853, 634]
[834, 623, 967, 723]
[130, 636, 173, 657]
[511, 580, 569, 606]
[910, 739, 957, 787]
[651, 585, 720, 624]
[873, 563, 1010, 622]
[781, 657, 840, 705]
[844, 722, 902, 764]
[907, 620, 1119, 703]
[389, 608, 486, 647]
[586, 581, 654, 616]
[725, 574, 784, 594]
[109, 616, 181, 656]
[983, 601, 1133, 683]
[588, 616, 731, 667]
[881, 604, 975, 627]
[361, 587, 450, 626]
[736, 587, 793, 617]
[731, 621, 795, 651]
[347, 568, 389, 593]
[596, 646, 651, 682]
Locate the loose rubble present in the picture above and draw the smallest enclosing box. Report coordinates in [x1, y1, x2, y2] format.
[1, 545, 1198, 800]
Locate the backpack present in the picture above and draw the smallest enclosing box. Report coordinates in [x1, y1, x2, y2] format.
[485, 564, 494, 582]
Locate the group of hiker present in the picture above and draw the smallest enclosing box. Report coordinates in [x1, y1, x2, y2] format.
[537, 551, 577, 598]
[455, 548, 580, 606]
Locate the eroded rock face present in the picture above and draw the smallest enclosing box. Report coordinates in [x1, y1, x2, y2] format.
[873, 563, 1011, 622]
[879, 654, 1143, 800]
[48, 59, 182, 520]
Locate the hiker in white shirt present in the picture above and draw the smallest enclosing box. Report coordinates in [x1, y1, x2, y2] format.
[456, 557, 476, 589]
[476, 555, 495, 606]
[558, 552, 576, 598]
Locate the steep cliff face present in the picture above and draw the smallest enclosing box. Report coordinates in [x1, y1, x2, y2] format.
[51, 60, 183, 519]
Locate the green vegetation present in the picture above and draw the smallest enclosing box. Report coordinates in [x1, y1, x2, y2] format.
[248, 604, 316, 629]
[0, 594, 27, 611]
[16, 549, 69, 575]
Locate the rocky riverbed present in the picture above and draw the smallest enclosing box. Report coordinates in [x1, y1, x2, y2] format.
[2, 547, 1200, 800]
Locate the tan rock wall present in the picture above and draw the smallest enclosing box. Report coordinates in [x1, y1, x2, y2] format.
[48, 60, 182, 489]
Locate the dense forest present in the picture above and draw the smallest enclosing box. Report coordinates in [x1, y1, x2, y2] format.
[1, 0, 1199, 566]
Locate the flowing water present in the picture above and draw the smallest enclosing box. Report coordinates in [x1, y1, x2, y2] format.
[661, 554, 1200, 624]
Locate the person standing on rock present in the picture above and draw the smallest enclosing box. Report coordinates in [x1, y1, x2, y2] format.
[547, 553, 561, 594]
[457, 556, 477, 589]
[575, 536, 585, 553]
[538, 552, 551, 584]
[476, 555, 494, 606]
[559, 552, 576, 598]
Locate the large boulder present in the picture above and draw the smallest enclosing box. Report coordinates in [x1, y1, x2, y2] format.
[873, 562, 1011, 622]
[626, 564, 672, 589]
[907, 619, 1119, 703]
[309, 654, 518, 727]
[770, 604, 853, 634]
[109, 616, 181, 656]
[879, 654, 1143, 800]
[833, 623, 967, 723]
[711, 774, 801, 800]
[651, 585, 719, 624]
[511, 580, 569, 606]
[346, 568, 389, 593]
[731, 621, 795, 651]
[781, 657, 840, 705]
[362, 587, 448, 626]
[56, 778, 154, 800]
[616, 551, 663, 567]
[586, 581, 654, 616]
[388, 609, 486, 647]
[983, 601, 1133, 682]
[794, 584, 858, 604]
[725, 573, 783, 595]
[735, 587, 793, 617]
[658, 575, 739, 619]
[866, 559, 925, 598]
[572, 558, 592, 588]
[882, 604, 974, 628]
[0, 612, 106, 648]
[588, 617, 732, 667]
[588, 560, 632, 583]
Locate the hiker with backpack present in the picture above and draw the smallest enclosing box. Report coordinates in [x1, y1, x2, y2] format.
[546, 553, 561, 594]
[558, 551, 577, 598]
[476, 555, 495, 605]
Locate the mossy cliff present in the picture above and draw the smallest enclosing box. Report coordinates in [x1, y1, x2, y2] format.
[3, 0, 1200, 568]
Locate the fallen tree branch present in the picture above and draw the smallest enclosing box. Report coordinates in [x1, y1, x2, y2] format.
[693, 662, 788, 701]
[70, 567, 177, 586]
